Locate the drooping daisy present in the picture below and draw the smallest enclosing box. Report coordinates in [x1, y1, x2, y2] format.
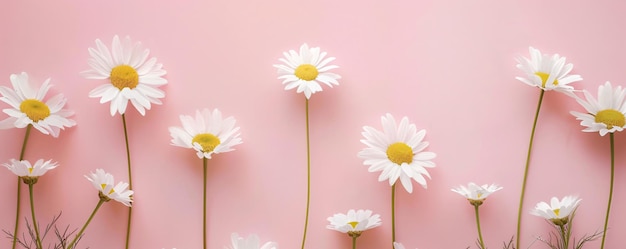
[81, 35, 167, 116]
[226, 233, 278, 249]
[515, 46, 582, 94]
[3, 159, 58, 184]
[169, 108, 242, 159]
[0, 72, 76, 137]
[327, 209, 381, 237]
[358, 113, 436, 193]
[570, 81, 626, 136]
[85, 169, 133, 207]
[531, 196, 581, 226]
[273, 43, 341, 99]
[452, 182, 503, 206]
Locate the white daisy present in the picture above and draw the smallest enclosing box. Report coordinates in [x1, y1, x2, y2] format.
[530, 195, 581, 226]
[3, 159, 58, 184]
[570, 81, 626, 136]
[0, 72, 76, 137]
[515, 46, 582, 94]
[169, 108, 242, 159]
[451, 182, 503, 206]
[81, 35, 167, 116]
[327, 209, 381, 237]
[225, 233, 278, 249]
[358, 113, 436, 193]
[85, 168, 133, 207]
[273, 43, 341, 99]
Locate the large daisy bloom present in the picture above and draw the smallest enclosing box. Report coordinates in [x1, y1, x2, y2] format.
[358, 113, 436, 193]
[451, 182, 503, 206]
[327, 209, 381, 237]
[225, 233, 278, 249]
[530, 195, 581, 226]
[570, 81, 626, 136]
[0, 72, 76, 137]
[85, 168, 133, 207]
[273, 43, 341, 99]
[3, 159, 58, 184]
[169, 108, 242, 159]
[515, 46, 582, 94]
[81, 35, 167, 116]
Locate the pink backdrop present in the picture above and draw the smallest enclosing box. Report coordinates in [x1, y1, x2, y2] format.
[2, 0, 626, 248]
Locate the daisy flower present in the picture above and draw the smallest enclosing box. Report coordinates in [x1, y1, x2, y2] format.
[570, 81, 626, 136]
[358, 113, 436, 193]
[169, 108, 242, 159]
[3, 159, 57, 184]
[515, 46, 582, 94]
[531, 196, 581, 226]
[327, 209, 382, 237]
[0, 72, 76, 137]
[85, 168, 133, 207]
[226, 233, 278, 249]
[273, 43, 341, 99]
[451, 182, 503, 206]
[81, 35, 167, 116]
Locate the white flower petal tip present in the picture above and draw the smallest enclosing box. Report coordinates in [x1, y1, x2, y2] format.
[515, 46, 582, 94]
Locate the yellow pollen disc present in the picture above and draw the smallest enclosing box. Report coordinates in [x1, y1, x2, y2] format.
[294, 64, 319, 81]
[535, 72, 558, 88]
[348, 221, 359, 229]
[19, 99, 50, 122]
[28, 168, 33, 175]
[477, 192, 483, 199]
[110, 65, 139, 90]
[595, 109, 626, 129]
[192, 133, 221, 153]
[386, 142, 413, 165]
[100, 183, 107, 190]
[553, 208, 560, 217]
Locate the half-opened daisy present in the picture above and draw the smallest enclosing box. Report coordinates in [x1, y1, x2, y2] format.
[226, 233, 278, 249]
[571, 82, 626, 136]
[515, 46, 582, 94]
[326, 209, 381, 237]
[82, 35, 167, 116]
[85, 168, 133, 207]
[358, 113, 436, 193]
[3, 159, 58, 184]
[530, 195, 581, 226]
[169, 108, 242, 159]
[0, 72, 76, 137]
[451, 182, 502, 206]
[273, 43, 340, 99]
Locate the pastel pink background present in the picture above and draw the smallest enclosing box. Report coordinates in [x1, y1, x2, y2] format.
[2, 0, 626, 248]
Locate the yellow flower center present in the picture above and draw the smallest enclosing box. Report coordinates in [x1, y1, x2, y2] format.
[110, 65, 139, 90]
[100, 184, 115, 195]
[553, 208, 561, 217]
[294, 64, 319, 81]
[535, 72, 558, 88]
[19, 99, 50, 122]
[192, 133, 221, 152]
[386, 142, 413, 165]
[348, 221, 359, 229]
[28, 168, 33, 175]
[595, 109, 626, 129]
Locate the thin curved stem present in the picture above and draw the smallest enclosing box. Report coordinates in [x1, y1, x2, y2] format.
[300, 98, 311, 249]
[352, 236, 357, 249]
[391, 184, 396, 249]
[67, 199, 105, 249]
[12, 125, 32, 249]
[28, 183, 43, 249]
[516, 89, 545, 248]
[203, 157, 208, 249]
[474, 204, 485, 249]
[600, 133, 615, 249]
[121, 114, 133, 249]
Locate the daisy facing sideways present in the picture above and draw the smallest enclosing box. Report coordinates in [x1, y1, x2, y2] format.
[515, 46, 582, 94]
[571, 81, 626, 136]
[85, 168, 134, 207]
[326, 209, 382, 237]
[3, 159, 58, 184]
[530, 195, 581, 226]
[451, 182, 503, 206]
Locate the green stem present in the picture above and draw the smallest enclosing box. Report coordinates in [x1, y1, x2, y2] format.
[559, 224, 568, 249]
[474, 204, 485, 249]
[600, 133, 615, 249]
[67, 199, 105, 249]
[28, 183, 43, 249]
[352, 236, 357, 249]
[121, 114, 133, 249]
[301, 98, 311, 249]
[12, 125, 32, 249]
[391, 184, 396, 249]
[516, 89, 545, 248]
[203, 157, 208, 249]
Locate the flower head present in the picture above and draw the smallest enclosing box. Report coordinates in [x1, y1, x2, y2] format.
[0, 72, 76, 137]
[531, 195, 581, 226]
[570, 82, 626, 136]
[82, 35, 167, 116]
[273, 43, 341, 99]
[515, 47, 582, 94]
[451, 182, 503, 206]
[358, 113, 436, 193]
[3, 159, 58, 184]
[169, 108, 242, 159]
[85, 169, 133, 206]
[327, 209, 381, 238]
[225, 233, 277, 249]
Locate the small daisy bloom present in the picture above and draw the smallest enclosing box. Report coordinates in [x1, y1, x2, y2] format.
[451, 182, 503, 206]
[85, 168, 133, 207]
[226, 233, 277, 249]
[515, 46, 582, 94]
[273, 43, 341, 99]
[169, 108, 242, 159]
[358, 113, 436, 193]
[3, 159, 58, 184]
[0, 72, 76, 137]
[530, 195, 581, 226]
[82, 35, 167, 116]
[327, 209, 381, 238]
[570, 81, 626, 136]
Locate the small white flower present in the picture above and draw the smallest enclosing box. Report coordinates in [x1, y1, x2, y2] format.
[451, 182, 502, 205]
[3, 159, 57, 178]
[515, 46, 582, 94]
[531, 195, 581, 225]
[225, 233, 277, 249]
[326, 209, 382, 235]
[85, 169, 134, 206]
[571, 81, 626, 136]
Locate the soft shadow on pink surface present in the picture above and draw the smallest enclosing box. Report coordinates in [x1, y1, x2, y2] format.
[2, 0, 626, 248]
